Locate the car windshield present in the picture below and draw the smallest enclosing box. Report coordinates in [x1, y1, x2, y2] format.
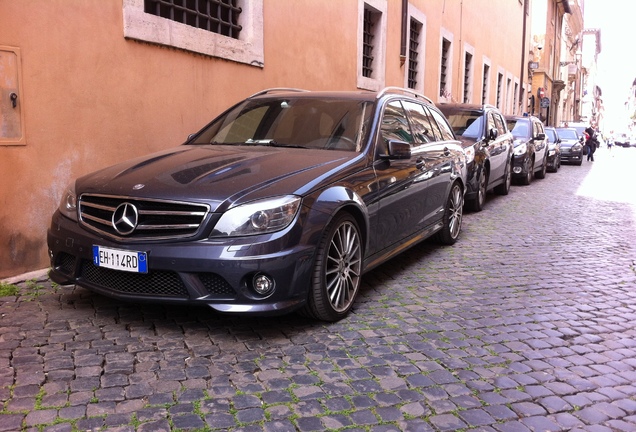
[192, 97, 374, 152]
[556, 128, 578, 140]
[439, 111, 483, 139]
[546, 129, 557, 143]
[507, 119, 529, 139]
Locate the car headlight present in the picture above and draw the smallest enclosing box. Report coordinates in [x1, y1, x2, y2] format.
[548, 149, 556, 156]
[58, 182, 78, 221]
[463, 146, 475, 164]
[211, 195, 301, 237]
[572, 144, 582, 151]
[513, 143, 527, 156]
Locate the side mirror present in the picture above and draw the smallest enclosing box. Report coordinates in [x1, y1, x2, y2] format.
[382, 140, 412, 160]
[487, 127, 499, 141]
[535, 133, 546, 141]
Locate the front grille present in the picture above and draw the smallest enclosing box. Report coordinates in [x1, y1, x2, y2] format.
[79, 261, 236, 299]
[79, 194, 209, 241]
[81, 260, 189, 297]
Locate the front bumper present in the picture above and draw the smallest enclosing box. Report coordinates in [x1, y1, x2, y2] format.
[560, 149, 583, 163]
[511, 153, 530, 178]
[47, 211, 315, 316]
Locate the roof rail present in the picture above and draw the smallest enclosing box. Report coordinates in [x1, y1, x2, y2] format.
[377, 87, 434, 105]
[248, 88, 310, 98]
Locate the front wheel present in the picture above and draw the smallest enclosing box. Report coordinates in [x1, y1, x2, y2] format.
[302, 213, 363, 322]
[435, 182, 463, 245]
[494, 161, 511, 196]
[520, 158, 533, 186]
[469, 169, 487, 212]
[535, 155, 547, 179]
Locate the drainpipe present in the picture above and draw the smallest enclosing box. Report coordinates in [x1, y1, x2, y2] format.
[400, 0, 407, 66]
[519, 0, 528, 114]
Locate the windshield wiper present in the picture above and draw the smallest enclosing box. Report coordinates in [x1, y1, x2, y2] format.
[244, 139, 307, 149]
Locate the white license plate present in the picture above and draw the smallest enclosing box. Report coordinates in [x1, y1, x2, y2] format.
[92, 246, 148, 273]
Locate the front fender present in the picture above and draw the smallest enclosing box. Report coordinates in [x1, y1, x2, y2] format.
[302, 186, 371, 255]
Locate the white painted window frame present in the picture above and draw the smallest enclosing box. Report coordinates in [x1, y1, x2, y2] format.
[122, 0, 264, 67]
[357, 0, 387, 91]
[462, 43, 475, 104]
[403, 5, 426, 94]
[482, 56, 491, 106]
[438, 28, 454, 103]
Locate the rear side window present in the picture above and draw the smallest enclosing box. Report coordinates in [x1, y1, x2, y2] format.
[380, 100, 413, 144]
[428, 108, 455, 141]
[493, 113, 507, 135]
[402, 101, 436, 143]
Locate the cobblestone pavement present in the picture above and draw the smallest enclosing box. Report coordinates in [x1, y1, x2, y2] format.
[2, 146, 636, 432]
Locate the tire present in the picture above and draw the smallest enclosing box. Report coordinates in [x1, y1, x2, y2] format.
[494, 161, 511, 196]
[520, 158, 533, 186]
[302, 213, 362, 322]
[435, 182, 463, 245]
[469, 169, 487, 212]
[535, 155, 547, 179]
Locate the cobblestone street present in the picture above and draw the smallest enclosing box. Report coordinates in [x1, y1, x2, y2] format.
[1, 146, 636, 432]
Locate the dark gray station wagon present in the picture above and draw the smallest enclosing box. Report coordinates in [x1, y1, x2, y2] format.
[48, 87, 466, 321]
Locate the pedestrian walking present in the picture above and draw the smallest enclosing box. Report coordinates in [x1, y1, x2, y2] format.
[608, 130, 614, 154]
[585, 126, 597, 161]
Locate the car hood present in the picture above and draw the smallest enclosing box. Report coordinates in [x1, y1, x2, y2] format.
[559, 139, 580, 148]
[75, 145, 362, 211]
[456, 136, 480, 149]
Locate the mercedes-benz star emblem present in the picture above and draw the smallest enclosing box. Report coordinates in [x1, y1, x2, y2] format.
[112, 202, 139, 235]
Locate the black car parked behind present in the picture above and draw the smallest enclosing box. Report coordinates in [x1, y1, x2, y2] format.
[438, 103, 514, 211]
[505, 115, 549, 185]
[555, 127, 584, 165]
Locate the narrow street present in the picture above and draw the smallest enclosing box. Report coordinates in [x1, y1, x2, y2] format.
[1, 146, 636, 432]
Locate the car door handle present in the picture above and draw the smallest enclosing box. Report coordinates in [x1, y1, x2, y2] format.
[415, 158, 424, 169]
[443, 147, 451, 156]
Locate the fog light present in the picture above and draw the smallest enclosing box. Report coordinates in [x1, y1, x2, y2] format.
[513, 166, 522, 174]
[253, 274, 274, 296]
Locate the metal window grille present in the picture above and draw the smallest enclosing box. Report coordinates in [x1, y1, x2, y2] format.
[496, 73, 503, 108]
[440, 39, 450, 97]
[408, 18, 421, 89]
[362, 7, 377, 78]
[144, 0, 242, 39]
[463, 52, 472, 103]
[482, 64, 490, 105]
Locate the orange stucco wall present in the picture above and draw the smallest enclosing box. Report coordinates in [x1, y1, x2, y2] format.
[0, 0, 527, 278]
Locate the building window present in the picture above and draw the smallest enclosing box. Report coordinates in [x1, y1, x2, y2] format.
[440, 38, 451, 98]
[143, 0, 242, 38]
[357, 0, 387, 91]
[463, 52, 473, 103]
[496, 72, 503, 109]
[482, 63, 490, 105]
[362, 7, 378, 78]
[513, 82, 519, 114]
[407, 18, 422, 89]
[506, 77, 512, 113]
[123, 0, 264, 67]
